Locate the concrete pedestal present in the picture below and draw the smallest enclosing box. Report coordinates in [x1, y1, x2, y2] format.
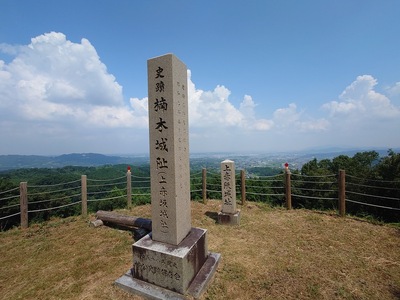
[115, 227, 221, 299]
[218, 210, 241, 225]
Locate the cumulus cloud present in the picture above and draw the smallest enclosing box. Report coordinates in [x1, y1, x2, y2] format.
[1, 32, 398, 154]
[272, 103, 329, 132]
[0, 32, 272, 134]
[322, 75, 400, 119]
[0, 32, 145, 128]
[187, 70, 272, 130]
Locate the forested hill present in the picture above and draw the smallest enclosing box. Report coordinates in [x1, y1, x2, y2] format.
[0, 153, 149, 171]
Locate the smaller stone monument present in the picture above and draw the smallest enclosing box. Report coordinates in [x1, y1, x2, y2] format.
[218, 159, 241, 225]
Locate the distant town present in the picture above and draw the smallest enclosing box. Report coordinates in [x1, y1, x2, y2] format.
[0, 148, 396, 172]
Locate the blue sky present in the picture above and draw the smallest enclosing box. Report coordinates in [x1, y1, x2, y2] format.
[1, 0, 399, 155]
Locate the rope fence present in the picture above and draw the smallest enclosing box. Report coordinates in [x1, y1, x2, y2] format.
[1, 167, 399, 229]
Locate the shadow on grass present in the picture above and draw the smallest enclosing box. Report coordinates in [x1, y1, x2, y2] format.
[205, 211, 218, 223]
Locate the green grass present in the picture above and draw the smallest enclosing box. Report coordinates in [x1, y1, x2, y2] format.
[1, 200, 399, 300]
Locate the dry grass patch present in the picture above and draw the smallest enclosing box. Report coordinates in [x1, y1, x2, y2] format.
[1, 200, 399, 300]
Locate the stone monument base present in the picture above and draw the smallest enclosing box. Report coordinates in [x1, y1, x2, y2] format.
[115, 227, 221, 299]
[218, 210, 241, 225]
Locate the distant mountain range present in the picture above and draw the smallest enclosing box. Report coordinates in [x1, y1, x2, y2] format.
[0, 153, 148, 172]
[0, 148, 397, 172]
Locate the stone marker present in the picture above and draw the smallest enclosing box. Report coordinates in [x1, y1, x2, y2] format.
[115, 53, 220, 299]
[218, 159, 241, 225]
[147, 53, 191, 246]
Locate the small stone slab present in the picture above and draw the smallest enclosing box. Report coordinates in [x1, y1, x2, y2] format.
[115, 252, 221, 299]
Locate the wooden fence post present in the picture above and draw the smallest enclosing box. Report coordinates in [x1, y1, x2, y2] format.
[285, 170, 292, 209]
[127, 169, 132, 208]
[339, 169, 346, 217]
[202, 168, 207, 204]
[241, 169, 246, 205]
[20, 182, 28, 229]
[81, 175, 87, 217]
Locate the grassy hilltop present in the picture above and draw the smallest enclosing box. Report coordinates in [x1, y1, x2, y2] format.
[1, 200, 399, 300]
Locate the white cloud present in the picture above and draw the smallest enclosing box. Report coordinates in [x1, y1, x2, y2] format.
[388, 82, 400, 95]
[0, 32, 276, 154]
[0, 32, 127, 123]
[1, 32, 398, 154]
[272, 103, 329, 132]
[322, 75, 400, 119]
[187, 71, 272, 130]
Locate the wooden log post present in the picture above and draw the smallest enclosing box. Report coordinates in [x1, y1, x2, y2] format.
[127, 168, 132, 208]
[338, 169, 346, 217]
[20, 182, 28, 229]
[81, 175, 87, 217]
[241, 169, 246, 205]
[285, 169, 292, 210]
[202, 168, 207, 204]
[96, 210, 152, 231]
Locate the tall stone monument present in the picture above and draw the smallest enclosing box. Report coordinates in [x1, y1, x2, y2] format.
[218, 159, 241, 225]
[148, 54, 191, 245]
[115, 54, 220, 299]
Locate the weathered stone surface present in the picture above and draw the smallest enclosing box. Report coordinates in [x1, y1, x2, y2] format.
[221, 159, 237, 214]
[115, 54, 221, 299]
[217, 210, 241, 225]
[148, 53, 191, 245]
[132, 228, 208, 294]
[115, 252, 221, 299]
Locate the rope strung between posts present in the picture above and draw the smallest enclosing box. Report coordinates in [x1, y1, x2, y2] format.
[246, 192, 285, 197]
[0, 194, 20, 202]
[246, 185, 284, 189]
[27, 185, 81, 196]
[0, 203, 21, 210]
[291, 180, 335, 184]
[131, 192, 151, 196]
[28, 193, 82, 205]
[131, 186, 150, 191]
[190, 171, 203, 177]
[346, 174, 400, 184]
[252, 173, 285, 179]
[346, 181, 400, 191]
[0, 187, 19, 195]
[87, 175, 126, 182]
[87, 181, 126, 188]
[292, 187, 337, 193]
[131, 174, 151, 179]
[206, 189, 222, 194]
[0, 211, 21, 221]
[346, 190, 400, 201]
[129, 179, 150, 184]
[28, 201, 80, 213]
[87, 194, 127, 202]
[292, 173, 336, 178]
[247, 178, 283, 183]
[28, 179, 80, 188]
[346, 198, 400, 210]
[292, 194, 337, 201]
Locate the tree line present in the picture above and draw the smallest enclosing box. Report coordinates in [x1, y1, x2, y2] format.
[1, 150, 399, 230]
